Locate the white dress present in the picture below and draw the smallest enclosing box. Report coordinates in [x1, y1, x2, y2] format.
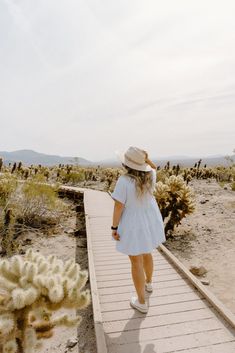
[111, 168, 166, 255]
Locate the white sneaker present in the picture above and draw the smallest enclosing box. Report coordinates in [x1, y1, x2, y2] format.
[130, 296, 148, 313]
[145, 281, 153, 292]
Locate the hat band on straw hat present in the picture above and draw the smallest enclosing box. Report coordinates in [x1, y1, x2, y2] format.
[124, 154, 145, 166]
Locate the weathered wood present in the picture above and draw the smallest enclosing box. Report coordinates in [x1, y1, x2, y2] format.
[84, 199, 108, 353]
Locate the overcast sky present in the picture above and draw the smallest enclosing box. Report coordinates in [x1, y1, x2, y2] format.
[1, 0, 235, 161]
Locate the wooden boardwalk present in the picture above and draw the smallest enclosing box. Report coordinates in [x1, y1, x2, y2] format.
[62, 185, 235, 353]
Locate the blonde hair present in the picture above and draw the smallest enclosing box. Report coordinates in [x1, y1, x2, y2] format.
[122, 163, 153, 198]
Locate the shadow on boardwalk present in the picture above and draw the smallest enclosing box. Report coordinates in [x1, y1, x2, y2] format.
[106, 292, 157, 353]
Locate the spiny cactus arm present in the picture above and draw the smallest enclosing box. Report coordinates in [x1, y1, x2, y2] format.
[0, 313, 15, 337]
[0, 277, 18, 293]
[30, 313, 81, 341]
[0, 260, 19, 283]
[31, 320, 53, 334]
[11, 287, 39, 310]
[66, 288, 91, 309]
[51, 313, 82, 327]
[36, 329, 53, 339]
[2, 339, 18, 353]
[22, 328, 37, 353]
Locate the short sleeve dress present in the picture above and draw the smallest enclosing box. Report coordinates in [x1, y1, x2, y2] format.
[111, 168, 166, 255]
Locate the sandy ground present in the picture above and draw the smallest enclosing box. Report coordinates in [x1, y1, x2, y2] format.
[164, 178, 235, 314]
[20, 197, 96, 353]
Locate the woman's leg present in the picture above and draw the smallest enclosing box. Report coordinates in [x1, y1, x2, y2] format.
[128, 254, 145, 304]
[143, 252, 153, 283]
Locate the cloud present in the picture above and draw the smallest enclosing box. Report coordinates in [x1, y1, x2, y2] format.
[2, 0, 50, 69]
[0, 0, 235, 160]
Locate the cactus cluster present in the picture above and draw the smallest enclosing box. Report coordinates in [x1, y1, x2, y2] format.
[0, 249, 90, 352]
[154, 175, 196, 235]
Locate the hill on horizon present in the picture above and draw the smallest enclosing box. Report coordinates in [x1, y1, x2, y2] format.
[0, 149, 92, 167]
[0, 149, 234, 168]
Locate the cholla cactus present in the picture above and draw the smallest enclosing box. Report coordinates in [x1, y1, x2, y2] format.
[0, 249, 90, 352]
[154, 175, 196, 236]
[1, 208, 17, 256]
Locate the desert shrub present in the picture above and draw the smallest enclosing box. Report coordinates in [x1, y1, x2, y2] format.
[59, 170, 85, 184]
[0, 174, 18, 207]
[69, 171, 85, 183]
[11, 175, 69, 229]
[0, 175, 71, 256]
[0, 249, 90, 353]
[154, 175, 196, 236]
[215, 165, 234, 182]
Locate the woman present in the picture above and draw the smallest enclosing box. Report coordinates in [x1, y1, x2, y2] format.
[111, 146, 166, 313]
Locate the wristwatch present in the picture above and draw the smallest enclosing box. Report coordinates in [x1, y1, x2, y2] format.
[111, 225, 118, 230]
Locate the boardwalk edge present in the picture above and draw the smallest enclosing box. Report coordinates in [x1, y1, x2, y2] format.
[84, 193, 108, 353]
[159, 243, 235, 329]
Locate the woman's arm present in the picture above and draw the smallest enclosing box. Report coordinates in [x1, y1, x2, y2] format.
[112, 200, 125, 241]
[112, 200, 125, 227]
[143, 150, 157, 169]
[146, 158, 157, 169]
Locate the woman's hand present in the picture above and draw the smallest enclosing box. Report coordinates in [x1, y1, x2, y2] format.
[142, 150, 149, 162]
[142, 150, 156, 168]
[112, 229, 120, 241]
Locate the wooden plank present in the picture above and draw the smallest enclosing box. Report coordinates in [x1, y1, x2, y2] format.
[93, 257, 173, 265]
[101, 291, 204, 312]
[102, 298, 211, 322]
[84, 197, 108, 353]
[106, 317, 227, 345]
[95, 266, 175, 276]
[95, 267, 181, 280]
[98, 279, 191, 295]
[99, 284, 197, 304]
[94, 263, 171, 271]
[167, 341, 235, 353]
[96, 273, 186, 288]
[107, 330, 235, 353]
[103, 307, 215, 333]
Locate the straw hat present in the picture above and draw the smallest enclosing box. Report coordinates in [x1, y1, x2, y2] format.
[115, 146, 152, 172]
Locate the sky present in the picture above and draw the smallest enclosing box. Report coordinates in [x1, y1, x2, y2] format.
[0, 0, 235, 162]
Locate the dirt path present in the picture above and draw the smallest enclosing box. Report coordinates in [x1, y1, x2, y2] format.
[164, 178, 235, 314]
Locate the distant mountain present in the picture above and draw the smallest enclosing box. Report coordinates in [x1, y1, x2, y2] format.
[0, 149, 93, 167]
[151, 155, 234, 168]
[94, 154, 235, 168]
[0, 149, 233, 168]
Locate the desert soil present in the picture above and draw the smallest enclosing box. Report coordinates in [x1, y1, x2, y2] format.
[21, 197, 97, 353]
[164, 178, 235, 314]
